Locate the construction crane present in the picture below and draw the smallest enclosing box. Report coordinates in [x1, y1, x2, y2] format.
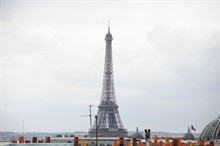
[89, 104, 95, 128]
[81, 104, 95, 128]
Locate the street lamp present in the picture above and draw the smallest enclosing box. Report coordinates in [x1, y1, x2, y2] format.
[95, 116, 98, 146]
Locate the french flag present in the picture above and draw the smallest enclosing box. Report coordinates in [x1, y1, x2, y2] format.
[191, 125, 196, 131]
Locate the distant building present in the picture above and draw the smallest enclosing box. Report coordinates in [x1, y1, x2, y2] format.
[131, 128, 144, 139]
[183, 127, 194, 140]
[199, 116, 220, 144]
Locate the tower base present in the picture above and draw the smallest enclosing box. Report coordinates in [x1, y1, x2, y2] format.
[89, 128, 128, 137]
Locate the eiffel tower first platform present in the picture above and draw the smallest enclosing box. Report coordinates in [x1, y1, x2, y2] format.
[89, 24, 128, 137]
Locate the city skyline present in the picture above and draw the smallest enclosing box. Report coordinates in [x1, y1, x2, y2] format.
[0, 0, 219, 133]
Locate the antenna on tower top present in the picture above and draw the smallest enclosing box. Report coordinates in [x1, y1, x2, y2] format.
[108, 20, 110, 33]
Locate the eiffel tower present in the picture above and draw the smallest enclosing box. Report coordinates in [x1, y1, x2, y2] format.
[89, 23, 127, 137]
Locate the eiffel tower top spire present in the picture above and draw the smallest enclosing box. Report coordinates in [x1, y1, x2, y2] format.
[105, 21, 113, 41]
[108, 20, 110, 33]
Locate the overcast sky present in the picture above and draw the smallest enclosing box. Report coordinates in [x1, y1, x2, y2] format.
[0, 0, 219, 134]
